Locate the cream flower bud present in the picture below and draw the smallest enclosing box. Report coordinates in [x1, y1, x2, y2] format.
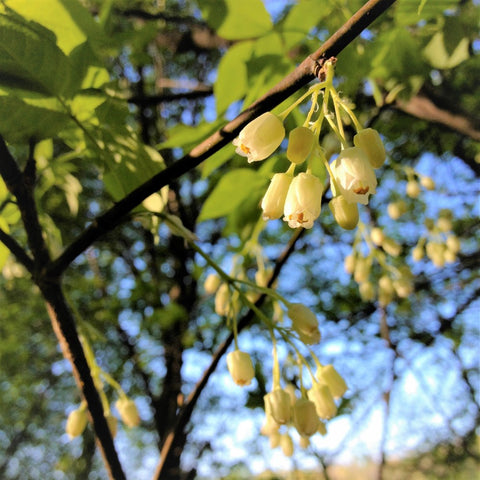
[293, 398, 320, 437]
[287, 303, 319, 338]
[287, 126, 316, 164]
[105, 413, 118, 438]
[444, 248, 456, 264]
[426, 241, 446, 267]
[329, 195, 359, 230]
[214, 283, 230, 316]
[115, 397, 141, 428]
[393, 278, 413, 298]
[412, 245, 424, 261]
[387, 201, 407, 220]
[437, 209, 453, 232]
[226, 350, 255, 386]
[353, 128, 386, 168]
[233, 112, 285, 162]
[265, 388, 292, 425]
[316, 365, 348, 399]
[420, 176, 435, 190]
[381, 237, 402, 257]
[204, 273, 221, 295]
[299, 436, 310, 449]
[378, 275, 394, 306]
[280, 433, 294, 457]
[353, 257, 370, 283]
[307, 383, 337, 420]
[406, 180, 421, 198]
[66, 407, 88, 439]
[359, 281, 375, 302]
[260, 413, 280, 436]
[344, 254, 356, 274]
[331, 147, 377, 205]
[318, 421, 327, 436]
[446, 235, 461, 254]
[283, 172, 323, 229]
[269, 431, 281, 448]
[370, 227, 385, 246]
[261, 173, 293, 220]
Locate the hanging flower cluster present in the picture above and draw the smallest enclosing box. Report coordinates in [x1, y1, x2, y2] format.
[233, 60, 386, 233]
[202, 243, 347, 456]
[65, 335, 141, 440]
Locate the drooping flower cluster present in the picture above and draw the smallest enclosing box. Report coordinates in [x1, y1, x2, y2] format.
[65, 335, 141, 440]
[232, 61, 386, 233]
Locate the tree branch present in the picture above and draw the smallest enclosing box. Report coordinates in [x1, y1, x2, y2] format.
[0, 226, 34, 273]
[395, 93, 480, 141]
[47, 0, 398, 279]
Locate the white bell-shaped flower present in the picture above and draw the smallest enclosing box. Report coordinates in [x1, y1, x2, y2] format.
[233, 112, 285, 162]
[226, 350, 255, 386]
[261, 173, 293, 220]
[283, 172, 323, 229]
[331, 147, 377, 205]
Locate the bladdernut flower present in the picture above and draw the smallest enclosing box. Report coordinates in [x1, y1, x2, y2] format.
[331, 147, 377, 205]
[316, 365, 347, 399]
[287, 303, 319, 339]
[286, 126, 316, 165]
[283, 172, 323, 229]
[307, 383, 337, 420]
[265, 388, 292, 425]
[66, 407, 88, 439]
[233, 112, 285, 162]
[227, 350, 255, 386]
[261, 173, 293, 220]
[353, 128, 386, 168]
[115, 397, 141, 427]
[328, 195, 359, 230]
[293, 398, 320, 437]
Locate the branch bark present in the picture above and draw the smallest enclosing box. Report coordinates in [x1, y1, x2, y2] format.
[46, 0, 398, 278]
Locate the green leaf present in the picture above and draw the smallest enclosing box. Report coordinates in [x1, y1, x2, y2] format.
[423, 31, 469, 69]
[0, 95, 71, 143]
[0, 13, 74, 96]
[102, 136, 165, 201]
[198, 169, 267, 221]
[201, 144, 236, 178]
[280, 0, 331, 50]
[158, 119, 225, 151]
[3, 0, 104, 54]
[394, 0, 460, 26]
[214, 41, 253, 115]
[197, 0, 272, 40]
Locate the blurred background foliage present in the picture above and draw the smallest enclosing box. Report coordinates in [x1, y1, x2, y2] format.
[0, 0, 478, 479]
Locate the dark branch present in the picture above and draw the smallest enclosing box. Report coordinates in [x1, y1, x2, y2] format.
[47, 0, 398, 278]
[0, 226, 34, 273]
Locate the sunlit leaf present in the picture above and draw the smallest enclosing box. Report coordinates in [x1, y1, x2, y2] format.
[197, 0, 272, 40]
[198, 168, 267, 221]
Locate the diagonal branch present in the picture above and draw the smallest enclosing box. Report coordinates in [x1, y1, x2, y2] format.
[47, 0, 398, 279]
[0, 226, 34, 273]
